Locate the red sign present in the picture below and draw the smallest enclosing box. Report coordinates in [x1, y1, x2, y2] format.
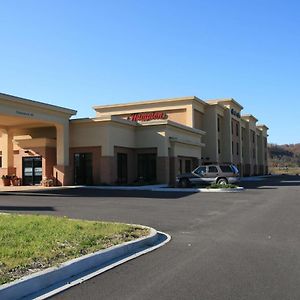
[128, 111, 168, 122]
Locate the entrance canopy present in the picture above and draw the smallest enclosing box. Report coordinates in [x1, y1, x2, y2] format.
[0, 92, 76, 126]
[0, 93, 76, 185]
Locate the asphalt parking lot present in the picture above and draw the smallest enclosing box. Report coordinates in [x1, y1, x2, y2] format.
[1, 175, 300, 300]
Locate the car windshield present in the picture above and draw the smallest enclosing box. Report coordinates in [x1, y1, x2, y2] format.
[194, 166, 206, 175]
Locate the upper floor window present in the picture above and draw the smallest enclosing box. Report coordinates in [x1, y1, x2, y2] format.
[217, 117, 220, 132]
[236, 123, 239, 136]
[218, 139, 221, 154]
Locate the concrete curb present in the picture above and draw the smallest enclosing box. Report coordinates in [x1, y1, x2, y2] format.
[0, 184, 244, 194]
[81, 184, 168, 191]
[80, 185, 244, 193]
[0, 227, 171, 300]
[152, 187, 245, 193]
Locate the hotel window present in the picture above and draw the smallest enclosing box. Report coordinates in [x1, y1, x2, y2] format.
[74, 153, 93, 185]
[218, 139, 221, 154]
[217, 117, 220, 132]
[117, 153, 128, 184]
[137, 153, 156, 182]
[236, 123, 239, 136]
[179, 159, 183, 174]
[185, 160, 192, 173]
[236, 142, 239, 155]
[231, 121, 234, 135]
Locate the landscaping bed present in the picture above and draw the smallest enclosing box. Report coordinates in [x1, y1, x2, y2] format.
[207, 183, 238, 189]
[0, 214, 149, 285]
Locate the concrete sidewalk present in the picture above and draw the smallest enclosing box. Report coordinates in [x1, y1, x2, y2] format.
[0, 186, 73, 192]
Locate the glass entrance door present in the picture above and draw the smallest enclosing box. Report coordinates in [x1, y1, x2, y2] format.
[74, 153, 93, 185]
[22, 157, 42, 185]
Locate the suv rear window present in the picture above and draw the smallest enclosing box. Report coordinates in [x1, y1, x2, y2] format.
[220, 165, 233, 173]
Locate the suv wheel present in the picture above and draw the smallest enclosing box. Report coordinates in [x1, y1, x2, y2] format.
[217, 178, 228, 185]
[179, 178, 190, 188]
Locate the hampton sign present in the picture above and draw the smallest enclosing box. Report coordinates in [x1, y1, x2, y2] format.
[128, 111, 168, 122]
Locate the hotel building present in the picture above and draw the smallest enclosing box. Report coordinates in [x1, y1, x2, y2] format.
[0, 93, 268, 186]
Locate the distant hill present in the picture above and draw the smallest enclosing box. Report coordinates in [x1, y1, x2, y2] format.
[268, 143, 300, 167]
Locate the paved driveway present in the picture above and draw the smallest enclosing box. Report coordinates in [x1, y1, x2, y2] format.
[0, 176, 300, 300]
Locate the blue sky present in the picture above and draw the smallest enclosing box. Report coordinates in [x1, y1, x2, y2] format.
[1, 0, 299, 144]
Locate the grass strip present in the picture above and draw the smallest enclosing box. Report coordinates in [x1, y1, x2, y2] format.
[0, 214, 149, 285]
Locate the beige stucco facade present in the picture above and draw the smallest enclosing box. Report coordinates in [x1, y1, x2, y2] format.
[0, 93, 268, 186]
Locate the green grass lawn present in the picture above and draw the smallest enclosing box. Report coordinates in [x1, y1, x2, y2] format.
[0, 214, 149, 285]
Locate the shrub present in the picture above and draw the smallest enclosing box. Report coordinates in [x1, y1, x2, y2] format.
[208, 183, 238, 189]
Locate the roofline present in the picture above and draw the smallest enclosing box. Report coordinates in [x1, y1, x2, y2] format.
[0, 92, 77, 116]
[242, 114, 258, 123]
[257, 124, 269, 130]
[206, 98, 244, 110]
[205, 102, 226, 110]
[93, 96, 207, 110]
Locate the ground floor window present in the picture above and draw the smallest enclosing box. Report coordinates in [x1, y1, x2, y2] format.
[22, 156, 42, 185]
[179, 159, 183, 174]
[137, 153, 156, 182]
[117, 153, 128, 184]
[74, 153, 93, 185]
[185, 160, 192, 173]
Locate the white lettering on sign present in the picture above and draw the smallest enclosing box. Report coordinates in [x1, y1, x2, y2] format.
[128, 111, 168, 122]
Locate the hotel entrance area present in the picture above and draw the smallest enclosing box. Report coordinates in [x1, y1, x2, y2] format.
[0, 93, 76, 186]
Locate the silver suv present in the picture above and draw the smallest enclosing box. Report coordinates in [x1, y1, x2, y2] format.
[176, 164, 240, 188]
